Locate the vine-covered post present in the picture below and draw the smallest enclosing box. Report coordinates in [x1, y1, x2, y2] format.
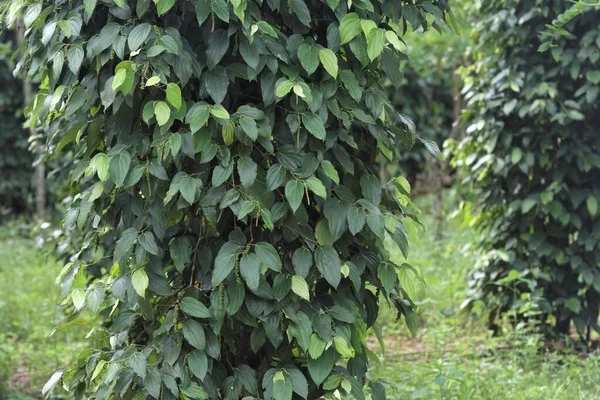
[5, 0, 452, 398]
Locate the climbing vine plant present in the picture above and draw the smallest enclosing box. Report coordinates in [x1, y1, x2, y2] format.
[4, 0, 450, 398]
[456, 0, 600, 337]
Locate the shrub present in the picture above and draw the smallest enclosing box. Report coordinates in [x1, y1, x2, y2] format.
[6, 0, 453, 398]
[455, 0, 600, 337]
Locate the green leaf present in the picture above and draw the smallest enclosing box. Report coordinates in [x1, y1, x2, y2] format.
[181, 297, 211, 318]
[339, 70, 362, 103]
[212, 163, 233, 187]
[289, 0, 311, 27]
[42, 371, 63, 399]
[132, 268, 149, 298]
[333, 336, 354, 358]
[315, 219, 334, 246]
[128, 23, 151, 52]
[360, 175, 382, 205]
[309, 334, 327, 359]
[366, 28, 385, 61]
[67, 46, 84, 74]
[307, 347, 335, 386]
[321, 160, 339, 184]
[146, 76, 161, 86]
[181, 382, 208, 399]
[587, 196, 598, 218]
[319, 49, 338, 79]
[188, 350, 208, 380]
[91, 153, 109, 181]
[237, 200, 256, 219]
[85, 285, 104, 315]
[306, 176, 327, 199]
[285, 180, 305, 212]
[298, 44, 320, 75]
[169, 133, 182, 158]
[187, 103, 211, 133]
[255, 242, 281, 272]
[366, 209, 385, 239]
[329, 304, 357, 323]
[210, 105, 230, 119]
[213, 242, 240, 286]
[315, 246, 341, 288]
[154, 0, 176, 16]
[586, 70, 600, 85]
[257, 21, 278, 37]
[266, 164, 286, 191]
[166, 83, 182, 110]
[276, 80, 295, 98]
[565, 297, 581, 314]
[238, 156, 257, 188]
[183, 320, 206, 349]
[128, 352, 147, 379]
[347, 207, 366, 235]
[114, 227, 138, 264]
[273, 371, 293, 400]
[84, 0, 97, 20]
[211, 0, 229, 22]
[511, 148, 523, 164]
[139, 232, 160, 255]
[154, 101, 171, 126]
[206, 29, 230, 69]
[170, 237, 192, 273]
[340, 13, 362, 45]
[288, 369, 309, 399]
[292, 247, 313, 278]
[239, 116, 258, 140]
[291, 275, 310, 301]
[109, 151, 131, 187]
[324, 199, 348, 241]
[206, 66, 229, 104]
[240, 253, 261, 290]
[302, 113, 326, 140]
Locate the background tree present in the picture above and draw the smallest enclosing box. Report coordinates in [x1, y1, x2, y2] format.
[5, 0, 452, 399]
[0, 29, 34, 219]
[454, 0, 600, 338]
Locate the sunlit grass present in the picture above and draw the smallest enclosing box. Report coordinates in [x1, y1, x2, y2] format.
[0, 223, 87, 399]
[372, 192, 600, 399]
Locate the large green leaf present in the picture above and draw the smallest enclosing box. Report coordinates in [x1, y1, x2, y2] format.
[315, 246, 341, 288]
[307, 347, 336, 386]
[183, 320, 206, 350]
[255, 242, 281, 272]
[213, 242, 241, 286]
[302, 113, 326, 140]
[285, 180, 305, 212]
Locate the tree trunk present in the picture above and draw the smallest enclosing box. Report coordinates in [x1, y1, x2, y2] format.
[17, 24, 45, 219]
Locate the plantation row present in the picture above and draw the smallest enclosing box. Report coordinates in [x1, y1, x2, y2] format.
[0, 0, 598, 399]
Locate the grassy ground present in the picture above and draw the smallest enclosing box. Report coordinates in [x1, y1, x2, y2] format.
[0, 222, 86, 399]
[371, 193, 600, 400]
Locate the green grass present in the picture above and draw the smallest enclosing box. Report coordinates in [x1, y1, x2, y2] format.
[371, 193, 600, 399]
[0, 222, 86, 399]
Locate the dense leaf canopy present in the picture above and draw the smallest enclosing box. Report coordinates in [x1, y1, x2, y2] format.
[455, 0, 600, 336]
[4, 0, 451, 398]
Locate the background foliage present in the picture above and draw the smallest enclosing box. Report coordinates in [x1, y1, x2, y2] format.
[5, 0, 454, 398]
[0, 30, 34, 219]
[387, 23, 467, 185]
[453, 0, 600, 337]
